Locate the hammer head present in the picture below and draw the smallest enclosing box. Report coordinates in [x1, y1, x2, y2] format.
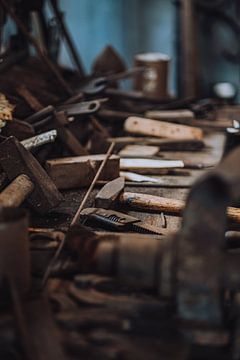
[0, 136, 62, 214]
[95, 176, 125, 209]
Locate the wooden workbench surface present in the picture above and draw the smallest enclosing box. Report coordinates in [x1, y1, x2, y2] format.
[27, 130, 228, 359]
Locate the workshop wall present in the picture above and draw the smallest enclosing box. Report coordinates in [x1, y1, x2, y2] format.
[58, 0, 239, 100]
[58, 0, 177, 94]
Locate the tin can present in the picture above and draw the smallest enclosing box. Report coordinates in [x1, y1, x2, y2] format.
[133, 52, 170, 98]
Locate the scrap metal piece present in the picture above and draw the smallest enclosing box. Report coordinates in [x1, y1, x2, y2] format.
[57, 100, 101, 117]
[21, 130, 57, 150]
[80, 208, 169, 235]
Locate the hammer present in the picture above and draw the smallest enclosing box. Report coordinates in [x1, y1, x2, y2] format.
[95, 177, 240, 224]
[0, 136, 62, 214]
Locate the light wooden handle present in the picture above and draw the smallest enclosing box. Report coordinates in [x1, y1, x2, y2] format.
[120, 192, 185, 214]
[120, 192, 240, 224]
[0, 174, 34, 207]
[124, 116, 203, 140]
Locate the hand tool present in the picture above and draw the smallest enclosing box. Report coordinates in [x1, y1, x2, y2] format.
[119, 171, 194, 187]
[57, 99, 101, 117]
[2, 118, 35, 140]
[25, 104, 89, 155]
[0, 0, 73, 96]
[21, 129, 57, 150]
[48, 0, 85, 78]
[53, 110, 88, 155]
[0, 130, 57, 155]
[107, 136, 204, 151]
[95, 176, 240, 224]
[26, 100, 101, 123]
[16, 84, 43, 112]
[145, 110, 240, 130]
[80, 207, 169, 235]
[80, 67, 145, 96]
[119, 157, 211, 172]
[97, 177, 194, 188]
[124, 116, 203, 140]
[104, 88, 171, 103]
[145, 109, 195, 121]
[0, 136, 62, 214]
[120, 171, 164, 183]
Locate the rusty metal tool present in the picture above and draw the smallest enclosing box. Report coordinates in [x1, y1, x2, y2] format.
[53, 110, 88, 155]
[0, 0, 73, 96]
[57, 99, 101, 117]
[21, 129, 57, 150]
[0, 136, 62, 214]
[80, 67, 145, 95]
[95, 176, 240, 224]
[26, 101, 101, 126]
[80, 207, 169, 235]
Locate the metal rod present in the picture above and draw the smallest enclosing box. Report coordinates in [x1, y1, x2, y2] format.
[0, 0, 73, 96]
[71, 141, 115, 225]
[41, 142, 115, 286]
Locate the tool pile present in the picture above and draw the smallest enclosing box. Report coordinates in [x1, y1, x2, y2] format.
[1, 1, 240, 359]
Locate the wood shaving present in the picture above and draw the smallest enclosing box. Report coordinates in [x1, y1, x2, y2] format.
[0, 93, 14, 121]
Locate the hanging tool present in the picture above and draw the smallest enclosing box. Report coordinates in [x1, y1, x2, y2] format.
[0, 0, 73, 96]
[80, 67, 145, 95]
[48, 0, 85, 77]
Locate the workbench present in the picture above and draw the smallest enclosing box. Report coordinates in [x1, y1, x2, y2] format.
[28, 131, 227, 360]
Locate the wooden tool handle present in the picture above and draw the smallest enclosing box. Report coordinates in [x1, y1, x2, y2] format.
[120, 192, 185, 214]
[226, 207, 240, 224]
[0, 174, 34, 207]
[124, 116, 203, 141]
[120, 192, 240, 224]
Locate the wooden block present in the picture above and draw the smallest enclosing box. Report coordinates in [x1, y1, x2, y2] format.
[124, 116, 203, 140]
[46, 154, 120, 190]
[0, 137, 62, 214]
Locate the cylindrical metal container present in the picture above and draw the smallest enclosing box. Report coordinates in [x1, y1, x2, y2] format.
[0, 208, 30, 296]
[133, 52, 170, 98]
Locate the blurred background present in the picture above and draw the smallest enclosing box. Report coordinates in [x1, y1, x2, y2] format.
[2, 0, 240, 99]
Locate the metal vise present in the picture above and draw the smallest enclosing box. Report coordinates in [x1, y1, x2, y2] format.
[74, 145, 240, 354]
